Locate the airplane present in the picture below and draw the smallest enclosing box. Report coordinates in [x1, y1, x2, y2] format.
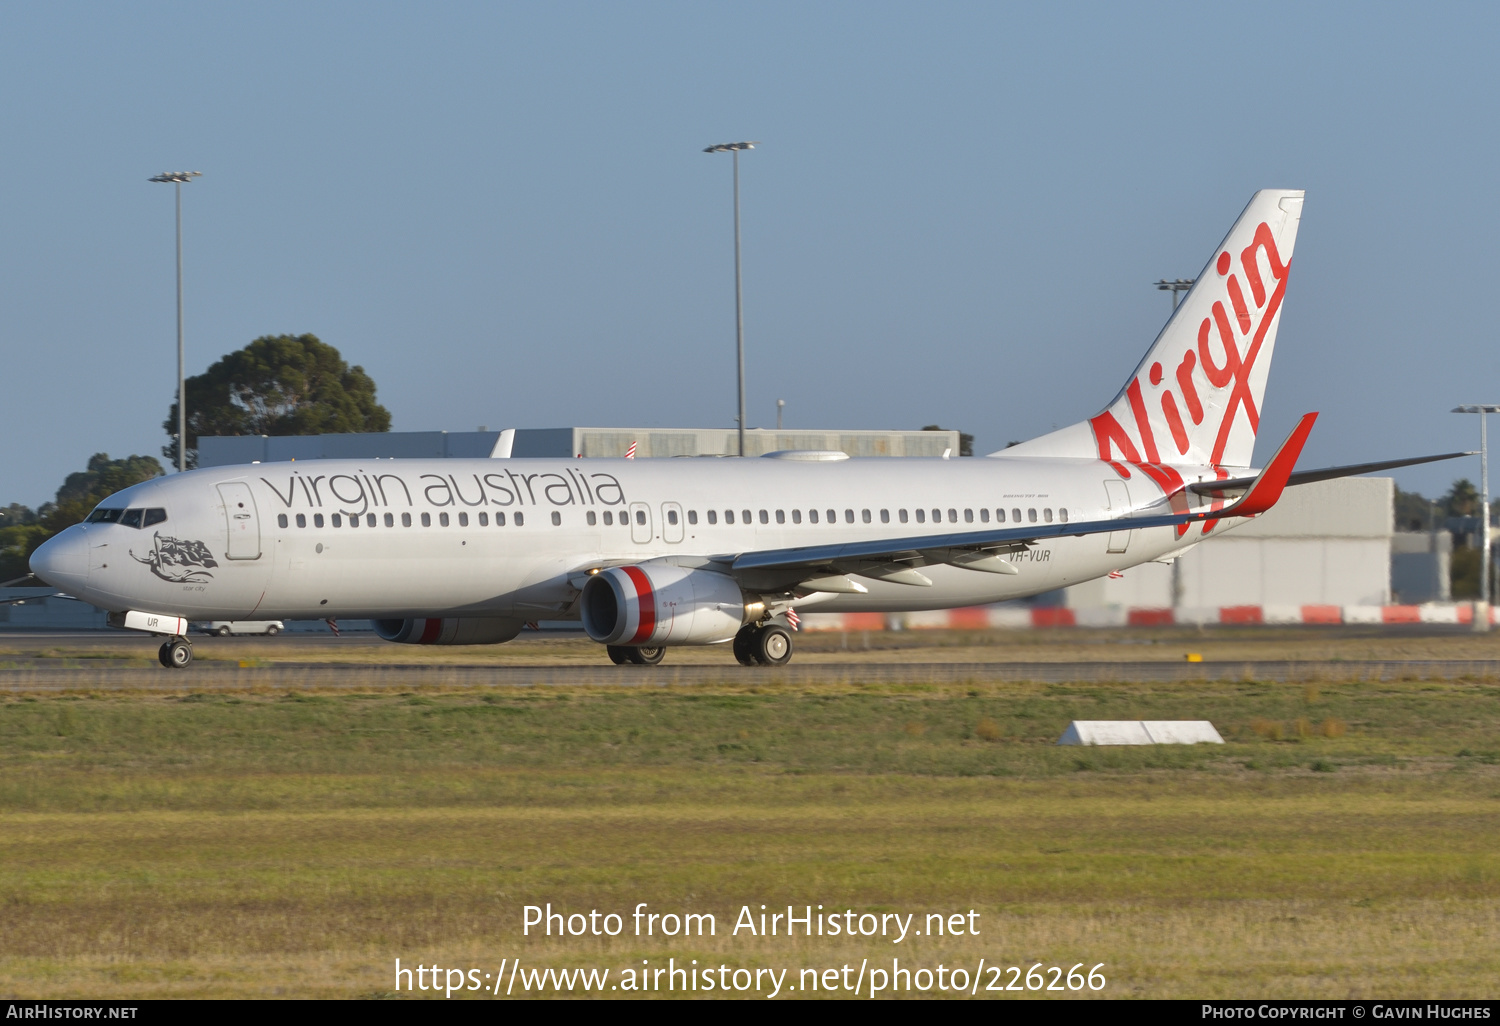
[28, 189, 1466, 669]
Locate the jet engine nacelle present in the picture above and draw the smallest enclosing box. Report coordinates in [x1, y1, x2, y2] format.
[374, 617, 524, 646]
[580, 564, 749, 647]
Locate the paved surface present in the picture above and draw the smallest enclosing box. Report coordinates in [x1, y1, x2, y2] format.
[3, 658, 1499, 691]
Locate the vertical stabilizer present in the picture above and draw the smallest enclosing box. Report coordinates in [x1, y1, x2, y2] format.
[999, 189, 1304, 469]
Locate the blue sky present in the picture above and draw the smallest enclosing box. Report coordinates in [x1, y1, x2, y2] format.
[3, 1, 1498, 506]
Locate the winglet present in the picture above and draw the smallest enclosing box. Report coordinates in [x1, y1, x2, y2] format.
[1221, 412, 1317, 518]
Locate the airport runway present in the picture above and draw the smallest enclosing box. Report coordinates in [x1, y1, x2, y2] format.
[3, 658, 1500, 690]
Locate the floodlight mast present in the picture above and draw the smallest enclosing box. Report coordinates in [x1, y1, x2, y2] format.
[1154, 278, 1194, 312]
[149, 171, 203, 473]
[1452, 404, 1500, 632]
[704, 142, 757, 456]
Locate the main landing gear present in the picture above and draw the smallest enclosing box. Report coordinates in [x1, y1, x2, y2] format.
[733, 623, 793, 667]
[606, 644, 666, 666]
[158, 636, 193, 669]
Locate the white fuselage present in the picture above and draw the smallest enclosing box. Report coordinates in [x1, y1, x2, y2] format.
[34, 454, 1244, 623]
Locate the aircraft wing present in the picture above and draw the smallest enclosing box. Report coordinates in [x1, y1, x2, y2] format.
[731, 413, 1317, 585]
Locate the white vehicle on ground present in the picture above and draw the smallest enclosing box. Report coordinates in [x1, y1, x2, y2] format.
[28, 190, 1463, 669]
[194, 620, 284, 637]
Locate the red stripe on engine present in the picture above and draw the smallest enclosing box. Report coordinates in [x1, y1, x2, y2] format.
[418, 618, 443, 644]
[621, 566, 656, 644]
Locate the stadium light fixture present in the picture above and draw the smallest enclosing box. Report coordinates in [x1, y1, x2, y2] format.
[149, 171, 203, 473]
[704, 142, 757, 455]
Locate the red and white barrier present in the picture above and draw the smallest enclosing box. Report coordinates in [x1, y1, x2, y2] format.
[800, 602, 1498, 631]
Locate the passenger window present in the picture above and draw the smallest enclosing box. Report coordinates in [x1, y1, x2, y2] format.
[143, 508, 168, 527]
[1044, 508, 1053, 523]
[775, 510, 785, 524]
[1012, 508, 1022, 522]
[860, 509, 870, 523]
[826, 509, 836, 523]
[313, 513, 325, 528]
[809, 509, 818, 524]
[385, 513, 394, 527]
[121, 509, 143, 528]
[586, 511, 596, 526]
[742, 509, 752, 524]
[495, 512, 506, 526]
[668, 510, 679, 526]
[636, 510, 647, 526]
[758, 509, 768, 524]
[278, 514, 288, 528]
[880, 509, 889, 524]
[331, 513, 343, 528]
[552, 511, 562, 526]
[948, 509, 957, 523]
[964, 509, 974, 523]
[1060, 508, 1069, 523]
[420, 513, 431, 527]
[515, 512, 525, 526]
[603, 510, 613, 525]
[688, 510, 698, 525]
[461, 512, 471, 526]
[792, 509, 802, 524]
[725, 510, 734, 524]
[996, 508, 1006, 522]
[480, 512, 490, 526]
[367, 514, 376, 527]
[439, 512, 450, 527]
[1027, 508, 1037, 523]
[932, 509, 941, 523]
[402, 513, 412, 527]
[349, 514, 359, 528]
[707, 510, 718, 525]
[980, 509, 990, 523]
[899, 509, 908, 523]
[915, 509, 926, 524]
[297, 514, 307, 528]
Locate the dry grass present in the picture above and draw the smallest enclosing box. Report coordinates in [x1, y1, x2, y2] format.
[0, 675, 1498, 998]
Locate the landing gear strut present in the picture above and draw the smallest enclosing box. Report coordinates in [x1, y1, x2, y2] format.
[606, 645, 666, 666]
[733, 623, 794, 667]
[158, 636, 193, 669]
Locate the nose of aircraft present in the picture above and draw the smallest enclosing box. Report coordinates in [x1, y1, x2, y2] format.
[29, 527, 89, 592]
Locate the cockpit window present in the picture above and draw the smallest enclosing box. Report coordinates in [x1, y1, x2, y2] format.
[86, 507, 167, 528]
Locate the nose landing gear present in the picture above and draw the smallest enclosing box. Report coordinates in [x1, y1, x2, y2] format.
[158, 637, 193, 669]
[733, 623, 793, 666]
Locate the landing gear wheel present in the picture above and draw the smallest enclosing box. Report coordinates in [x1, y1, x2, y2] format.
[158, 637, 193, 669]
[628, 646, 666, 666]
[733, 625, 761, 666]
[753, 625, 792, 667]
[265, 625, 280, 636]
[606, 645, 631, 665]
[215, 626, 232, 637]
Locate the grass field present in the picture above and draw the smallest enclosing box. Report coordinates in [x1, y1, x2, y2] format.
[2, 664, 1498, 998]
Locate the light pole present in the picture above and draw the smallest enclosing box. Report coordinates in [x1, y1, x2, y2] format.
[1155, 278, 1194, 312]
[1452, 404, 1500, 631]
[149, 171, 202, 473]
[704, 142, 757, 456]
[776, 398, 784, 431]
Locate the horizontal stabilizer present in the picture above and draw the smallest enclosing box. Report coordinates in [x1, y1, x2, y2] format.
[1189, 449, 1473, 497]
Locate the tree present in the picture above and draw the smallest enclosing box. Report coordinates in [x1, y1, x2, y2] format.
[0, 454, 163, 582]
[1394, 487, 1436, 532]
[1441, 478, 1481, 519]
[164, 334, 391, 468]
[922, 425, 975, 457]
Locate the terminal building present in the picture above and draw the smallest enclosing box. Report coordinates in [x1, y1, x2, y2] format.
[196, 426, 961, 466]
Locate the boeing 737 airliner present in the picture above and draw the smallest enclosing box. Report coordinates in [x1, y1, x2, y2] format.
[26, 190, 1462, 667]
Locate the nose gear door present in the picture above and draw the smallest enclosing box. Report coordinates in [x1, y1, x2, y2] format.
[218, 482, 262, 560]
